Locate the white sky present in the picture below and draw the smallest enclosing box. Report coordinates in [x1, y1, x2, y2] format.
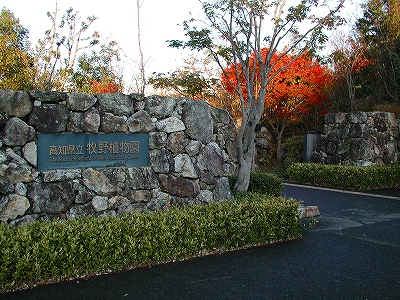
[0, 0, 204, 91]
[0, 0, 364, 92]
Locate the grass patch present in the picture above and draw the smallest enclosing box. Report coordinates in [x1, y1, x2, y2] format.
[287, 163, 400, 190]
[0, 193, 301, 292]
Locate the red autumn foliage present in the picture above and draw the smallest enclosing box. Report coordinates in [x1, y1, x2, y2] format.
[351, 56, 373, 73]
[222, 48, 331, 122]
[91, 80, 121, 94]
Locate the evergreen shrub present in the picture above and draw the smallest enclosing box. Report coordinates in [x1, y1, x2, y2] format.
[287, 163, 400, 190]
[229, 171, 283, 196]
[0, 193, 301, 292]
[282, 135, 304, 169]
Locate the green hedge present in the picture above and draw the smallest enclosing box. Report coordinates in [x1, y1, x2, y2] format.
[0, 194, 301, 292]
[229, 171, 283, 196]
[287, 163, 400, 190]
[282, 135, 304, 169]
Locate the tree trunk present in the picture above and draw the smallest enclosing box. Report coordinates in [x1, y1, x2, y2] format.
[235, 156, 252, 191]
[276, 132, 282, 164]
[234, 120, 258, 191]
[276, 120, 285, 165]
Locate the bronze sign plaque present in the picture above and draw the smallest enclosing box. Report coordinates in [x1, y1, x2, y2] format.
[37, 133, 149, 170]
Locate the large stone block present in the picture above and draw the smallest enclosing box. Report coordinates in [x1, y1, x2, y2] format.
[325, 141, 337, 155]
[149, 149, 173, 173]
[75, 190, 92, 204]
[155, 117, 185, 133]
[373, 118, 389, 132]
[0, 179, 14, 194]
[196, 190, 214, 203]
[349, 124, 370, 138]
[66, 203, 95, 219]
[159, 174, 200, 198]
[0, 194, 30, 222]
[130, 190, 152, 203]
[185, 140, 201, 156]
[383, 142, 397, 163]
[350, 138, 372, 161]
[5, 162, 38, 183]
[174, 154, 198, 179]
[335, 113, 347, 124]
[182, 100, 213, 143]
[336, 141, 351, 155]
[324, 113, 335, 124]
[42, 169, 82, 183]
[327, 132, 340, 143]
[0, 110, 7, 130]
[82, 168, 117, 196]
[97, 93, 135, 116]
[5, 148, 26, 164]
[149, 132, 168, 149]
[126, 167, 158, 190]
[91, 196, 109, 212]
[130, 93, 145, 102]
[347, 111, 367, 124]
[67, 92, 97, 111]
[100, 112, 128, 133]
[117, 202, 146, 214]
[197, 143, 225, 177]
[29, 90, 67, 103]
[9, 213, 50, 227]
[213, 177, 233, 201]
[325, 155, 341, 165]
[29, 104, 69, 133]
[145, 95, 176, 119]
[27, 182, 75, 214]
[67, 107, 100, 133]
[167, 132, 189, 154]
[337, 124, 351, 139]
[211, 107, 231, 124]
[127, 110, 155, 133]
[108, 196, 131, 210]
[310, 151, 326, 164]
[219, 124, 237, 142]
[0, 90, 32, 117]
[22, 141, 37, 166]
[2, 117, 35, 146]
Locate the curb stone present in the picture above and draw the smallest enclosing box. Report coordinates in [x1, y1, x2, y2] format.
[298, 205, 320, 219]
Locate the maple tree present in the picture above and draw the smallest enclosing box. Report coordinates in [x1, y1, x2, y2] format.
[170, 0, 344, 191]
[222, 49, 331, 162]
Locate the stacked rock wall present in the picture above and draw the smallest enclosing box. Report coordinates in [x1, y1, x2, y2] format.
[0, 90, 238, 226]
[311, 111, 399, 165]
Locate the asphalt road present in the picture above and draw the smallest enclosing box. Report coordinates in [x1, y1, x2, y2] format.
[2, 184, 400, 300]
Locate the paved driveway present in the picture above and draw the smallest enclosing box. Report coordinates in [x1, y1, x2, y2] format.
[2, 185, 400, 300]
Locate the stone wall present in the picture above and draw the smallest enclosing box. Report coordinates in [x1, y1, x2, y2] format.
[0, 90, 238, 226]
[311, 111, 399, 165]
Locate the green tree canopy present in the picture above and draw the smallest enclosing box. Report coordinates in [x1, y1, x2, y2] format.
[69, 40, 124, 93]
[32, 4, 99, 91]
[0, 8, 34, 90]
[356, 0, 400, 103]
[148, 64, 220, 100]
